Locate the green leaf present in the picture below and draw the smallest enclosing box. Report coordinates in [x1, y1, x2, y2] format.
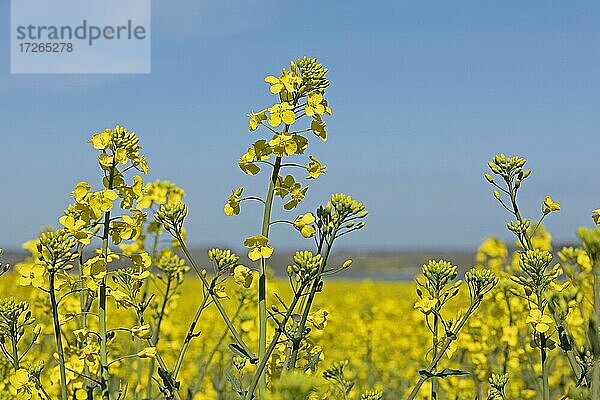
[304, 350, 323, 372]
[557, 326, 572, 352]
[436, 368, 470, 378]
[419, 368, 469, 379]
[225, 370, 243, 395]
[229, 343, 252, 360]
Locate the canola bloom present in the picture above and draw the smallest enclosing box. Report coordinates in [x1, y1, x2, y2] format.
[1, 58, 600, 400]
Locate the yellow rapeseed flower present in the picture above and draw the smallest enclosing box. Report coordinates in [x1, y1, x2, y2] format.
[248, 110, 267, 131]
[233, 265, 253, 288]
[306, 156, 326, 179]
[542, 196, 560, 214]
[90, 129, 112, 150]
[526, 309, 553, 333]
[16, 263, 46, 287]
[224, 187, 243, 216]
[244, 235, 274, 261]
[305, 92, 325, 116]
[268, 102, 295, 126]
[9, 368, 30, 389]
[293, 213, 316, 238]
[414, 297, 437, 314]
[137, 347, 157, 359]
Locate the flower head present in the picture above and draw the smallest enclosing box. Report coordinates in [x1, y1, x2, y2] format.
[592, 209, 600, 225]
[37, 230, 77, 271]
[244, 235, 274, 261]
[306, 156, 326, 179]
[268, 102, 295, 127]
[293, 213, 316, 238]
[414, 296, 437, 314]
[422, 260, 458, 294]
[233, 265, 253, 288]
[526, 309, 553, 333]
[224, 187, 243, 216]
[542, 196, 560, 214]
[248, 110, 267, 131]
[465, 268, 497, 301]
[154, 202, 187, 236]
[137, 347, 157, 359]
[16, 263, 46, 288]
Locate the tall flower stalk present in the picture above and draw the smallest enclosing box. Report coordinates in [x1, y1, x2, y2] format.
[485, 154, 569, 400]
[37, 230, 78, 400]
[408, 262, 497, 400]
[0, 59, 371, 398]
[223, 57, 367, 398]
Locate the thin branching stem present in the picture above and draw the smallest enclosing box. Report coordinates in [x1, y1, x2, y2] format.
[176, 235, 256, 361]
[49, 271, 68, 400]
[172, 289, 210, 380]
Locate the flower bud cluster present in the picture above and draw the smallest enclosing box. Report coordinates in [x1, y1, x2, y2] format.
[288, 251, 323, 283]
[361, 390, 383, 400]
[514, 249, 560, 293]
[422, 260, 458, 295]
[507, 219, 530, 236]
[157, 250, 189, 282]
[111, 125, 141, 152]
[208, 248, 240, 271]
[487, 154, 528, 180]
[488, 373, 509, 400]
[0, 298, 35, 342]
[295, 57, 330, 93]
[465, 268, 498, 302]
[90, 125, 148, 174]
[316, 193, 367, 239]
[577, 227, 600, 264]
[37, 230, 77, 271]
[155, 202, 187, 236]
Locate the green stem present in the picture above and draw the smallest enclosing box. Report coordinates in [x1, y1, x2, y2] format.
[99, 275, 109, 398]
[177, 236, 256, 361]
[108, 354, 138, 367]
[245, 284, 305, 400]
[592, 259, 600, 399]
[172, 292, 209, 380]
[502, 293, 514, 375]
[77, 244, 95, 400]
[146, 276, 172, 399]
[11, 330, 19, 371]
[139, 231, 159, 399]
[99, 163, 116, 400]
[406, 303, 476, 400]
[540, 333, 549, 400]
[507, 178, 532, 250]
[257, 155, 282, 395]
[49, 272, 68, 400]
[197, 303, 244, 384]
[431, 312, 439, 400]
[287, 238, 333, 370]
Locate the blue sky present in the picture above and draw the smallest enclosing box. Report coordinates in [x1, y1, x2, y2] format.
[1, 1, 599, 250]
